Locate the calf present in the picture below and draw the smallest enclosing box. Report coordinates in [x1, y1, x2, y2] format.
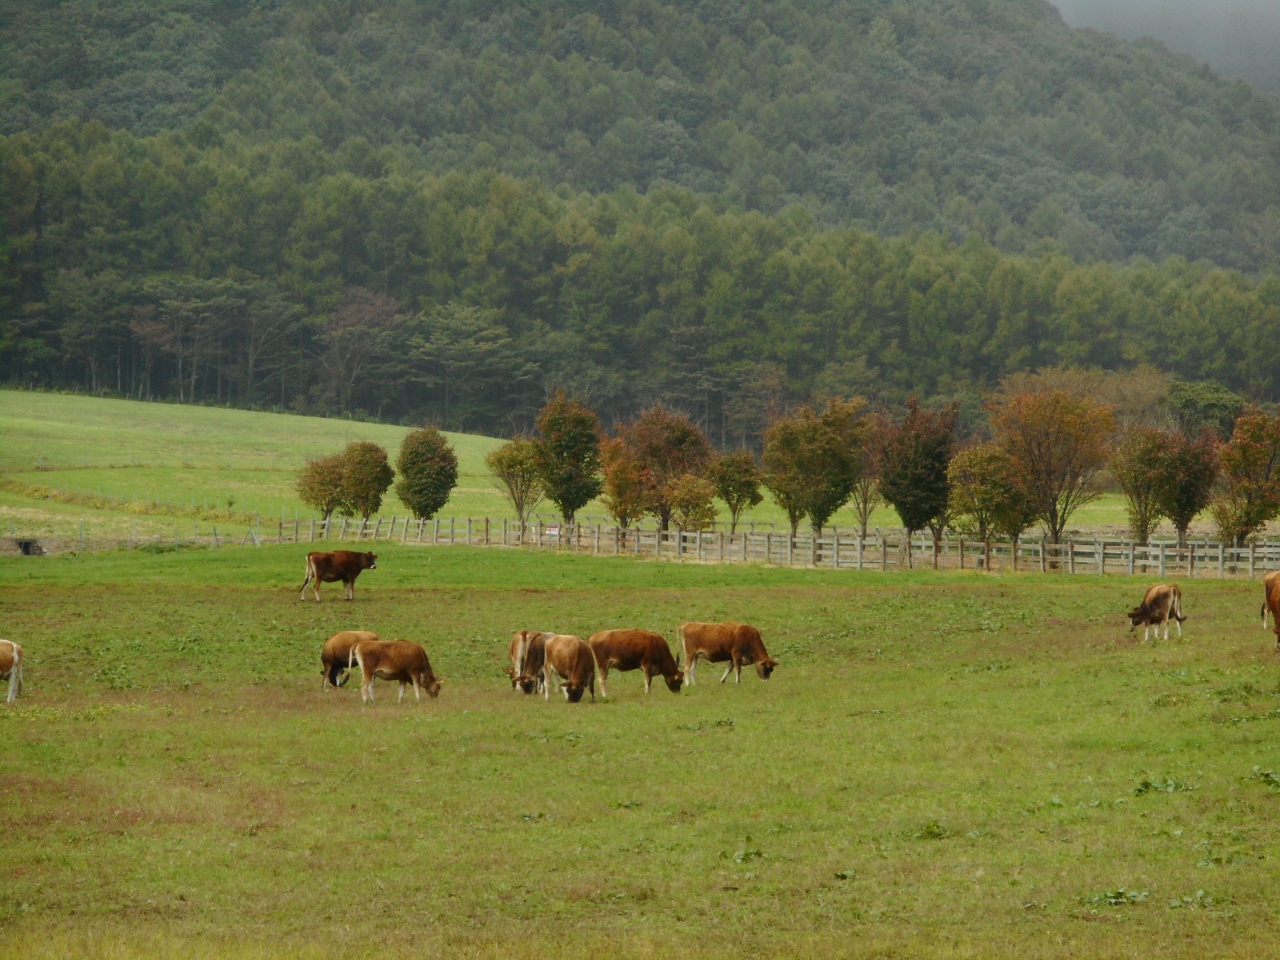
[299, 550, 377, 602]
[1127, 583, 1186, 641]
[542, 634, 595, 703]
[588, 629, 683, 697]
[0, 639, 23, 703]
[320, 630, 379, 690]
[352, 639, 442, 705]
[679, 621, 778, 685]
[506, 630, 550, 694]
[1263, 571, 1280, 649]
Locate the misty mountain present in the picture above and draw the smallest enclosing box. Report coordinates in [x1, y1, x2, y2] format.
[1055, 0, 1280, 96]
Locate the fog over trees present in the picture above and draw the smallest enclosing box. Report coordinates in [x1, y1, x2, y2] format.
[1055, 0, 1280, 95]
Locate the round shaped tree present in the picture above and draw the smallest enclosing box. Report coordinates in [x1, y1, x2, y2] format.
[396, 426, 458, 520]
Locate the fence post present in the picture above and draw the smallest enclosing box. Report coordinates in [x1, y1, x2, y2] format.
[1250, 542, 1256, 579]
[787, 532, 794, 567]
[1038, 540, 1045, 573]
[857, 535, 864, 570]
[211, 525, 219, 549]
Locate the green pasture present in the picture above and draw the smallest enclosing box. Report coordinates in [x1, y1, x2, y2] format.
[3, 543, 1280, 958]
[1, 391, 1159, 545]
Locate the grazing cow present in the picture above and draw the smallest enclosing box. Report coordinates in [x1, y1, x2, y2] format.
[0, 639, 23, 703]
[352, 639, 442, 705]
[299, 551, 377, 602]
[1263, 571, 1280, 649]
[320, 630, 379, 690]
[1127, 583, 1186, 641]
[542, 634, 595, 703]
[506, 630, 550, 694]
[679, 622, 778, 685]
[587, 629, 683, 697]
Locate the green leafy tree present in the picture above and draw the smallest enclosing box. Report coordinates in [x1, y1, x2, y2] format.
[763, 399, 866, 537]
[1112, 427, 1173, 544]
[341, 441, 395, 520]
[396, 426, 458, 520]
[296, 453, 348, 521]
[992, 391, 1114, 544]
[1211, 408, 1280, 545]
[1167, 381, 1245, 439]
[948, 443, 1020, 544]
[878, 400, 959, 560]
[1156, 432, 1219, 546]
[667, 475, 717, 532]
[707, 451, 763, 536]
[485, 438, 542, 527]
[533, 393, 602, 524]
[849, 413, 888, 539]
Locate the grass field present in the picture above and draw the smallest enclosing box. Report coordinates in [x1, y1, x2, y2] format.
[0, 391, 1156, 546]
[4, 541, 1280, 958]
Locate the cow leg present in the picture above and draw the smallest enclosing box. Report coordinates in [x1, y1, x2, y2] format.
[1176, 616, 1183, 638]
[398, 681, 407, 703]
[597, 666, 609, 700]
[361, 678, 374, 705]
[543, 664, 553, 702]
[1162, 618, 1169, 641]
[412, 675, 422, 702]
[299, 573, 312, 602]
[720, 663, 733, 684]
[643, 667, 652, 694]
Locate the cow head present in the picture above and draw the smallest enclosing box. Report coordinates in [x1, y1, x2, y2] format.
[515, 672, 540, 695]
[364, 552, 377, 569]
[562, 680, 588, 703]
[1127, 606, 1146, 630]
[756, 657, 778, 680]
[663, 670, 684, 693]
[421, 675, 443, 698]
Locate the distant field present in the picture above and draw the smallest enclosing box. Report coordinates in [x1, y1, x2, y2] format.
[0, 391, 1205, 545]
[3, 544, 1280, 958]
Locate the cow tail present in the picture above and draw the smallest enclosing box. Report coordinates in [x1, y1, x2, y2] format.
[1174, 588, 1186, 622]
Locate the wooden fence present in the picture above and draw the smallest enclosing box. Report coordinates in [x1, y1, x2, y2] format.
[197, 514, 1280, 579]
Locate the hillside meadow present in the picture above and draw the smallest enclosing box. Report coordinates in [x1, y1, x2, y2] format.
[0, 391, 1143, 545]
[3, 542, 1280, 958]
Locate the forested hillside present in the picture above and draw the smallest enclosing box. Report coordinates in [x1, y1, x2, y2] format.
[4, 0, 1280, 434]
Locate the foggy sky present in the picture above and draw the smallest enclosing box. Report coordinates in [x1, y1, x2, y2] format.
[1054, 0, 1280, 95]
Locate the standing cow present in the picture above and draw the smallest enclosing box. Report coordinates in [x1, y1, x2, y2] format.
[0, 639, 23, 703]
[299, 551, 377, 602]
[1262, 571, 1280, 649]
[506, 630, 550, 694]
[588, 629, 683, 697]
[351, 638, 442, 704]
[679, 622, 778, 685]
[542, 634, 595, 703]
[1127, 583, 1186, 641]
[320, 630, 379, 690]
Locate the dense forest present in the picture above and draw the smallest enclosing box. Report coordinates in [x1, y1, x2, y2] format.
[4, 0, 1280, 435]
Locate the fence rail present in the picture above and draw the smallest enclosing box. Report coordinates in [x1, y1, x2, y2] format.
[22, 515, 1280, 580]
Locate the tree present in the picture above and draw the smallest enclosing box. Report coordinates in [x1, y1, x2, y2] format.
[341, 441, 395, 520]
[396, 426, 458, 520]
[533, 393, 602, 524]
[599, 437, 648, 530]
[667, 475, 717, 532]
[707, 451, 763, 536]
[1211, 408, 1280, 545]
[616, 407, 713, 530]
[1156, 432, 1219, 546]
[319, 288, 400, 415]
[485, 438, 542, 527]
[878, 399, 959, 563]
[991, 391, 1114, 544]
[849, 413, 888, 539]
[1111, 427, 1173, 544]
[947, 443, 1019, 544]
[296, 453, 348, 521]
[762, 399, 866, 536]
[1167, 381, 1245, 439]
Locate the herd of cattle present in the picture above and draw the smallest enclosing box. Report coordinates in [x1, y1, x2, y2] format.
[6, 551, 1280, 706]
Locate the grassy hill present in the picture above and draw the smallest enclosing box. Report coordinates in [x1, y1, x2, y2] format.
[1, 390, 1145, 545]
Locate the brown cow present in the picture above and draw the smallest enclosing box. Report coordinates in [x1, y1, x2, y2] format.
[679, 622, 778, 685]
[352, 639, 442, 704]
[0, 639, 23, 703]
[588, 629, 683, 697]
[506, 630, 550, 694]
[1262, 571, 1280, 649]
[542, 634, 595, 703]
[299, 551, 377, 602]
[320, 630, 379, 690]
[1128, 583, 1186, 641]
